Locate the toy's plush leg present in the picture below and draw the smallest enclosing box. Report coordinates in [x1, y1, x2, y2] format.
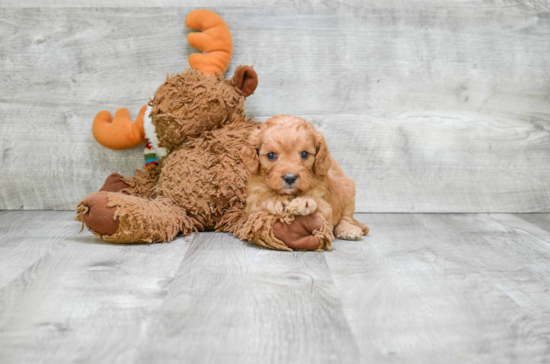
[122, 165, 161, 199]
[99, 173, 130, 193]
[75, 192, 200, 243]
[236, 211, 333, 252]
[234, 210, 291, 251]
[273, 214, 333, 251]
[274, 213, 333, 251]
[97, 164, 161, 198]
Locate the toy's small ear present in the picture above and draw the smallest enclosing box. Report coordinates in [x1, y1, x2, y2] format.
[232, 65, 258, 97]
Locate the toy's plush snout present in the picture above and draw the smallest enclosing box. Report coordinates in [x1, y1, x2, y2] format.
[148, 66, 258, 151]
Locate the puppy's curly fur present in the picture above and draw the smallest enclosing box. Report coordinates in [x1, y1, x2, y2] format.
[238, 115, 369, 250]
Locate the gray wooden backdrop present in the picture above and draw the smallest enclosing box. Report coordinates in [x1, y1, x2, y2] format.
[1, 0, 549, 212]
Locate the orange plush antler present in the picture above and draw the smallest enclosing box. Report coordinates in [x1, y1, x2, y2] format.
[92, 106, 147, 150]
[186, 9, 233, 76]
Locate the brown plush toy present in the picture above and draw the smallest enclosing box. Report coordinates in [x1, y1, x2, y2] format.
[76, 9, 325, 250]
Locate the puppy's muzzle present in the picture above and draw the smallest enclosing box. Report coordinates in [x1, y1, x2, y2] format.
[283, 173, 298, 186]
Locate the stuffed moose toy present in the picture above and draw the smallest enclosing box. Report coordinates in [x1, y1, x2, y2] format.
[76, 9, 332, 251]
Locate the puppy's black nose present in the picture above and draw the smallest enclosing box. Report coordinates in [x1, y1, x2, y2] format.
[283, 173, 298, 185]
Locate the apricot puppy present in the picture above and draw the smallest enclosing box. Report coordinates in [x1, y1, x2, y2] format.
[240, 115, 369, 250]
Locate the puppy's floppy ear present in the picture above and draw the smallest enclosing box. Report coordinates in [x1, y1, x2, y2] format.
[242, 129, 261, 175]
[313, 132, 331, 176]
[232, 65, 258, 97]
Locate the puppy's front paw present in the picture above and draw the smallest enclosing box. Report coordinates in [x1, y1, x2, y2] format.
[286, 197, 317, 216]
[264, 200, 286, 215]
[335, 222, 363, 241]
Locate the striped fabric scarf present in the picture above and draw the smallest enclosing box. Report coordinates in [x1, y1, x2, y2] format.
[144, 141, 160, 168]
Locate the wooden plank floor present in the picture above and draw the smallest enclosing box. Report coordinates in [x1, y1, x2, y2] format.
[1, 211, 550, 363]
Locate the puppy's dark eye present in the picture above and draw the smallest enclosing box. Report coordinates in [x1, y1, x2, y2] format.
[301, 151, 309, 159]
[267, 152, 276, 160]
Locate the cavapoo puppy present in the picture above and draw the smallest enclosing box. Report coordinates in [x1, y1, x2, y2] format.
[237, 115, 369, 251]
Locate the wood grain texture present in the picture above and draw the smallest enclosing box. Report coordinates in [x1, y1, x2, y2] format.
[135, 232, 359, 364]
[2, 211, 550, 362]
[0, 211, 193, 364]
[515, 213, 550, 234]
[284, 113, 550, 212]
[1, 3, 549, 211]
[0, 211, 75, 289]
[325, 213, 550, 363]
[492, 213, 550, 243]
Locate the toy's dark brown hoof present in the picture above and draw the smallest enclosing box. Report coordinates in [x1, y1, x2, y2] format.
[273, 215, 323, 251]
[99, 173, 129, 193]
[79, 194, 119, 235]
